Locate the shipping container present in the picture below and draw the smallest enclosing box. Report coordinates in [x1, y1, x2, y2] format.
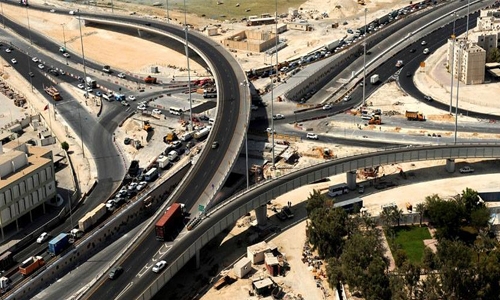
[19, 256, 44, 277]
[48, 233, 70, 256]
[155, 203, 184, 241]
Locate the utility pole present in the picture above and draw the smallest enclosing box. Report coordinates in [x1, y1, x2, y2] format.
[62, 23, 68, 65]
[78, 15, 89, 101]
[449, 13, 458, 114]
[362, 8, 367, 107]
[26, 6, 33, 45]
[241, 81, 249, 189]
[183, 0, 193, 131]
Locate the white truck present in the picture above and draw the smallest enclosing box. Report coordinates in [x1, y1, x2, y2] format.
[85, 76, 97, 88]
[370, 74, 380, 84]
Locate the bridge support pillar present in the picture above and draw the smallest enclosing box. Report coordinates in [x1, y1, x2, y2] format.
[255, 205, 267, 226]
[446, 158, 456, 173]
[346, 171, 357, 190]
[196, 248, 200, 269]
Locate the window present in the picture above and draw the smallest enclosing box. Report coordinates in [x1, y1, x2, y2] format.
[169, 107, 183, 116]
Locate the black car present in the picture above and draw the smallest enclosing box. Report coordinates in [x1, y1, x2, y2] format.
[424, 95, 434, 102]
[410, 48, 416, 53]
[199, 115, 209, 121]
[124, 137, 131, 145]
[109, 266, 123, 280]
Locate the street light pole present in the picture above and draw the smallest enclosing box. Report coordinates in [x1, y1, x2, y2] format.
[271, 0, 278, 171]
[1, 2, 5, 29]
[26, 6, 33, 45]
[166, 0, 170, 23]
[26, 47, 34, 92]
[454, 43, 462, 144]
[61, 23, 68, 65]
[241, 81, 249, 190]
[183, 0, 193, 132]
[78, 15, 89, 101]
[466, 0, 470, 39]
[449, 13, 457, 114]
[78, 108, 85, 158]
[362, 8, 367, 107]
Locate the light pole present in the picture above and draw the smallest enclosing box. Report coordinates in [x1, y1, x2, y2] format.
[362, 8, 367, 107]
[1, 2, 5, 29]
[449, 13, 458, 114]
[466, 0, 470, 39]
[454, 43, 462, 145]
[78, 15, 89, 100]
[271, 0, 278, 171]
[166, 0, 170, 23]
[26, 47, 34, 92]
[241, 81, 249, 189]
[183, 0, 193, 131]
[78, 108, 85, 158]
[26, 6, 33, 45]
[111, 0, 114, 13]
[61, 23, 68, 65]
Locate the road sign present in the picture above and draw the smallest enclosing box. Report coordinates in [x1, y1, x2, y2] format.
[198, 204, 205, 212]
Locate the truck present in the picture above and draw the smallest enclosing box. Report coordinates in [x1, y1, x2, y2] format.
[324, 39, 341, 51]
[19, 256, 45, 277]
[44, 86, 62, 101]
[144, 76, 157, 84]
[155, 203, 184, 241]
[370, 74, 379, 84]
[203, 89, 217, 98]
[70, 228, 84, 239]
[0, 277, 11, 294]
[85, 76, 97, 88]
[48, 233, 70, 256]
[405, 110, 426, 121]
[194, 127, 210, 140]
[368, 115, 382, 125]
[78, 203, 107, 232]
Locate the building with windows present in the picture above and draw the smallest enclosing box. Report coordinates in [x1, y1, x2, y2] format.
[0, 143, 56, 238]
[447, 37, 486, 85]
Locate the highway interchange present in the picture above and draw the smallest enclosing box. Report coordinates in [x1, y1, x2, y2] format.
[0, 0, 499, 299]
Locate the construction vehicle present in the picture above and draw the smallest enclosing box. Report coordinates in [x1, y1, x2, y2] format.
[360, 166, 379, 178]
[143, 121, 153, 132]
[405, 110, 426, 121]
[368, 115, 382, 125]
[85, 76, 97, 88]
[19, 256, 45, 277]
[144, 75, 157, 84]
[163, 132, 178, 143]
[44, 86, 62, 101]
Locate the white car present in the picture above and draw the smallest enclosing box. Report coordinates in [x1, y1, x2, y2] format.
[343, 95, 352, 102]
[423, 48, 430, 55]
[77, 83, 85, 89]
[37, 232, 49, 243]
[50, 9, 56, 13]
[138, 101, 148, 107]
[117, 73, 126, 78]
[459, 166, 474, 173]
[11, 58, 17, 64]
[69, 10, 75, 15]
[421, 40, 427, 46]
[137, 105, 147, 111]
[136, 181, 148, 191]
[121, 100, 129, 106]
[152, 109, 162, 114]
[5, 48, 12, 53]
[63, 52, 70, 58]
[306, 132, 318, 140]
[322, 104, 332, 110]
[128, 95, 136, 101]
[266, 128, 276, 134]
[128, 182, 138, 190]
[38, 64, 45, 69]
[106, 199, 116, 211]
[152, 260, 167, 273]
[32, 57, 39, 63]
[273, 114, 285, 120]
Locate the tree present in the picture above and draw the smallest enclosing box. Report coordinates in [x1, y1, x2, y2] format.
[401, 262, 421, 299]
[61, 141, 69, 151]
[470, 206, 491, 232]
[421, 246, 437, 271]
[305, 189, 330, 215]
[394, 249, 408, 269]
[307, 206, 348, 258]
[425, 195, 464, 239]
[487, 47, 500, 63]
[415, 203, 426, 226]
[416, 273, 443, 300]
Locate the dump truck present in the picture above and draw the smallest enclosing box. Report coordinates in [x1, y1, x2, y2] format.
[48, 233, 70, 256]
[368, 115, 382, 125]
[19, 256, 45, 277]
[44, 86, 62, 101]
[144, 76, 157, 84]
[405, 110, 426, 121]
[370, 74, 379, 84]
[143, 121, 153, 132]
[163, 132, 178, 143]
[85, 76, 97, 88]
[78, 203, 107, 232]
[155, 203, 184, 241]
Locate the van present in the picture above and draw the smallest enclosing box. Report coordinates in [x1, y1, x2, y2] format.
[208, 118, 215, 125]
[167, 150, 178, 162]
[180, 133, 192, 142]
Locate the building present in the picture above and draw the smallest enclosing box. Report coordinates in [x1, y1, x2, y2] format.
[447, 37, 486, 85]
[477, 9, 500, 31]
[0, 143, 56, 238]
[222, 30, 278, 53]
[477, 32, 498, 59]
[233, 257, 252, 278]
[247, 241, 277, 264]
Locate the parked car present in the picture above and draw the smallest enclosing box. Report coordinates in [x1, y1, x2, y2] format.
[358, 185, 365, 194]
[152, 109, 162, 114]
[124, 137, 131, 145]
[459, 166, 474, 173]
[95, 91, 102, 97]
[266, 128, 276, 134]
[306, 133, 318, 140]
[136, 181, 148, 191]
[171, 141, 182, 149]
[152, 260, 167, 273]
[77, 83, 85, 89]
[63, 52, 70, 58]
[117, 73, 126, 78]
[108, 266, 123, 280]
[37, 232, 49, 243]
[128, 182, 138, 190]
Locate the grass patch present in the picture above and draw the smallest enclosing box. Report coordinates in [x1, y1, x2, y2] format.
[393, 226, 432, 263]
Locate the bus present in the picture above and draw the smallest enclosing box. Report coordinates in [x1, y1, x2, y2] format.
[169, 107, 183, 116]
[144, 168, 158, 182]
[334, 197, 363, 213]
[327, 183, 349, 197]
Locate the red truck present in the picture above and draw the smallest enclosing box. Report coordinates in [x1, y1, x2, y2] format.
[144, 76, 157, 84]
[155, 203, 184, 241]
[19, 256, 45, 277]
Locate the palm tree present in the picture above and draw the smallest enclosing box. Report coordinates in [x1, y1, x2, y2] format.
[415, 203, 426, 226]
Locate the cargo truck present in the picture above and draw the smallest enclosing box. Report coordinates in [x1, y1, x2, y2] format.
[144, 76, 157, 84]
[0, 277, 10, 294]
[78, 203, 107, 232]
[19, 256, 45, 277]
[405, 110, 426, 121]
[194, 127, 210, 140]
[86, 76, 97, 88]
[155, 203, 184, 241]
[324, 39, 341, 51]
[44, 86, 62, 101]
[370, 74, 379, 84]
[48, 233, 70, 256]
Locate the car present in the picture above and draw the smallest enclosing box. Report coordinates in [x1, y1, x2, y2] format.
[136, 181, 148, 191]
[273, 114, 285, 120]
[128, 95, 136, 101]
[395, 60, 404, 68]
[137, 105, 147, 111]
[37, 232, 49, 243]
[423, 48, 430, 55]
[152, 109, 162, 114]
[50, 9, 56, 13]
[406, 71, 412, 77]
[32, 57, 39, 62]
[185, 141, 195, 149]
[59, 69, 66, 75]
[105, 200, 116, 211]
[171, 141, 182, 149]
[95, 91, 102, 97]
[251, 104, 259, 111]
[5, 48, 12, 53]
[138, 101, 148, 107]
[409, 48, 416, 53]
[29, 72, 34, 77]
[77, 83, 85, 89]
[212, 141, 219, 149]
[421, 40, 427, 46]
[124, 137, 131, 145]
[306, 132, 318, 140]
[11, 58, 17, 64]
[199, 115, 209, 121]
[128, 182, 138, 190]
[108, 266, 123, 280]
[424, 95, 433, 102]
[358, 185, 365, 194]
[152, 260, 167, 273]
[459, 166, 475, 174]
[266, 128, 276, 134]
[63, 52, 70, 58]
[69, 10, 75, 15]
[117, 73, 126, 78]
[121, 100, 129, 106]
[343, 95, 352, 102]
[38, 64, 45, 69]
[322, 104, 333, 110]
